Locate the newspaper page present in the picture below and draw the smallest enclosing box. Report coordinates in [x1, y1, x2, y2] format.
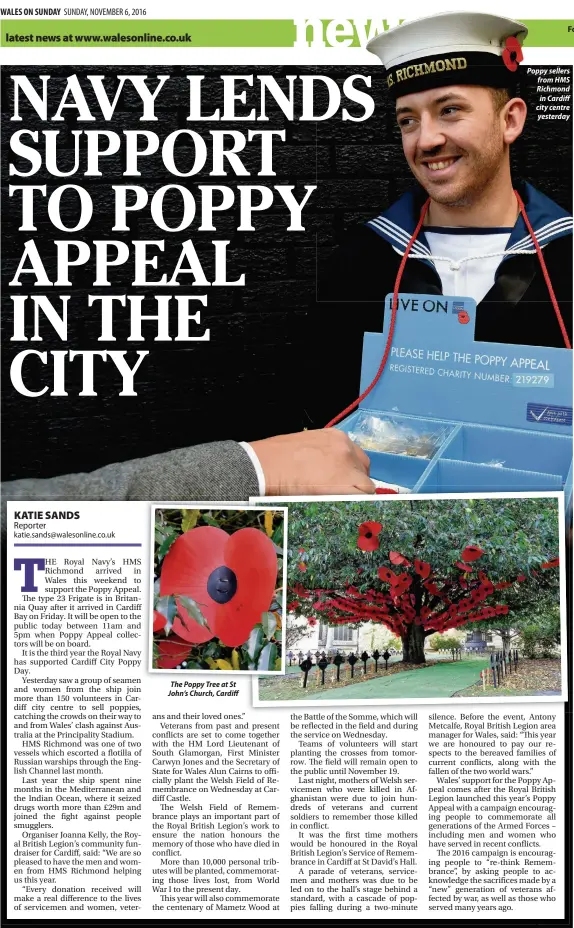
[2, 2, 573, 925]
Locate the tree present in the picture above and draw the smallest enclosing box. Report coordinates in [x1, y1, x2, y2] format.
[469, 559, 560, 654]
[285, 613, 313, 650]
[520, 605, 561, 659]
[287, 499, 560, 665]
[428, 633, 465, 651]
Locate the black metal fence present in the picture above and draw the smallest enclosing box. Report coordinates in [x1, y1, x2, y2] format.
[480, 649, 520, 688]
[288, 644, 518, 689]
[288, 648, 403, 688]
[435, 648, 465, 661]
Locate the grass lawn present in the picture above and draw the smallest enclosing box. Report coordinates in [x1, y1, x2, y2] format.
[453, 659, 561, 697]
[258, 657, 490, 701]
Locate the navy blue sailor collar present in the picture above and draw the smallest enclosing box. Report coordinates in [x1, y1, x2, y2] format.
[366, 181, 573, 265]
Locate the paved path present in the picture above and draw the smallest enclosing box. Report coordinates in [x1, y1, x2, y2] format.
[303, 658, 489, 700]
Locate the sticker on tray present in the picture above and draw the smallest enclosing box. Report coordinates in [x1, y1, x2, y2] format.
[526, 403, 572, 426]
[513, 374, 554, 388]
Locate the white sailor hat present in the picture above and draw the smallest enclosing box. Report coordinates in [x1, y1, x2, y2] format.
[366, 12, 527, 99]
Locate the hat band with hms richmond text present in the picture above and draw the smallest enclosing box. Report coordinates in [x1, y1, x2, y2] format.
[386, 51, 517, 99]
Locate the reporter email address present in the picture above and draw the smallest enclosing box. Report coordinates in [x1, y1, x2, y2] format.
[13, 528, 116, 539]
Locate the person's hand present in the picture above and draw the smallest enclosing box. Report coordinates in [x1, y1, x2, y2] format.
[249, 429, 375, 495]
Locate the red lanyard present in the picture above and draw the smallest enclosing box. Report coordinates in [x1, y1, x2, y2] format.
[325, 190, 571, 429]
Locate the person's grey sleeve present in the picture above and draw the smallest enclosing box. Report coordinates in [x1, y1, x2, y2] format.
[2, 440, 260, 511]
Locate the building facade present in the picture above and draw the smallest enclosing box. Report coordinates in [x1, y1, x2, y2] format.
[290, 618, 504, 656]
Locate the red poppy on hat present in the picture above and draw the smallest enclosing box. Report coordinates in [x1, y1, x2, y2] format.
[502, 35, 523, 72]
[156, 634, 193, 669]
[160, 526, 277, 648]
[461, 545, 484, 562]
[358, 521, 382, 551]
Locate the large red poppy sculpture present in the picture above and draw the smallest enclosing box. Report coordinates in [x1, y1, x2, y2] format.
[159, 526, 277, 649]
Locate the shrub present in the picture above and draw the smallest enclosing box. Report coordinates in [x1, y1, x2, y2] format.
[428, 634, 463, 652]
[520, 623, 559, 659]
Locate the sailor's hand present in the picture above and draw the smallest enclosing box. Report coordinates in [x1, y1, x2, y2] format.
[249, 429, 375, 495]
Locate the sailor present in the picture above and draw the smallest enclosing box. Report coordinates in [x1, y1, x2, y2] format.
[307, 12, 572, 427]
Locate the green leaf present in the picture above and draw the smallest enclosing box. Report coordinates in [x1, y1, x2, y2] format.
[158, 532, 178, 560]
[181, 509, 200, 533]
[155, 595, 177, 623]
[177, 596, 212, 632]
[257, 643, 278, 671]
[214, 659, 233, 670]
[246, 625, 264, 661]
[261, 611, 277, 639]
[203, 641, 222, 658]
[264, 510, 274, 537]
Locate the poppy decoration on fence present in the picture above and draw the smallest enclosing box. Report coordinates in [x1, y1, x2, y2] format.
[153, 508, 284, 671]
